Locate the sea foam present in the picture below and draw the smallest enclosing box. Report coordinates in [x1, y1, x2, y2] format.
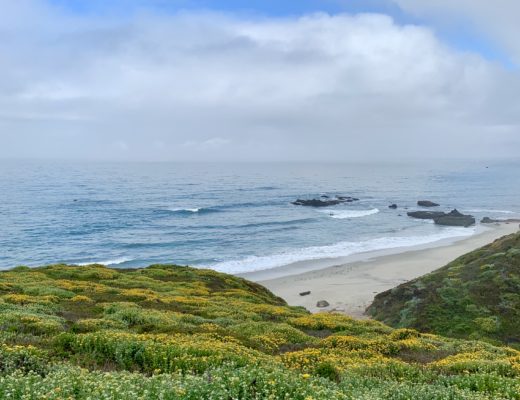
[319, 208, 380, 219]
[77, 257, 133, 266]
[209, 227, 474, 274]
[168, 207, 202, 213]
[463, 209, 516, 214]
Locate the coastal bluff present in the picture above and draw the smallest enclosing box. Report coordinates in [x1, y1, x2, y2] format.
[0, 261, 518, 398]
[367, 231, 520, 349]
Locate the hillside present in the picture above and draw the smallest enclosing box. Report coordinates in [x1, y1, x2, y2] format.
[0, 263, 519, 399]
[367, 232, 520, 349]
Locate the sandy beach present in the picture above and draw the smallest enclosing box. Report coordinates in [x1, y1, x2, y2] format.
[244, 223, 519, 318]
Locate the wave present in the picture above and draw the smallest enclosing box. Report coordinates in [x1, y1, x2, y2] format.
[208, 227, 474, 274]
[168, 207, 203, 213]
[76, 257, 133, 266]
[159, 207, 218, 216]
[213, 200, 282, 210]
[240, 218, 317, 229]
[318, 208, 379, 219]
[160, 200, 282, 216]
[463, 209, 517, 214]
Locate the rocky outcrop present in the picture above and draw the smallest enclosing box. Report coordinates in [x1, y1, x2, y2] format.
[407, 211, 445, 219]
[408, 209, 475, 227]
[482, 217, 520, 224]
[316, 300, 330, 308]
[418, 200, 440, 207]
[481, 217, 500, 224]
[292, 196, 359, 207]
[338, 196, 359, 202]
[433, 209, 475, 227]
[292, 199, 342, 207]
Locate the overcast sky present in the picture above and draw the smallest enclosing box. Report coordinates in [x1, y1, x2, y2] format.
[1, 0, 519, 162]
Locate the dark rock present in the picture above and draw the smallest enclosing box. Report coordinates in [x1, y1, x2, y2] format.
[418, 200, 440, 207]
[321, 195, 330, 199]
[292, 196, 359, 207]
[407, 211, 445, 220]
[389, 204, 398, 209]
[299, 291, 311, 296]
[292, 199, 343, 207]
[433, 209, 475, 227]
[316, 300, 330, 308]
[408, 208, 475, 227]
[337, 196, 359, 201]
[482, 217, 520, 224]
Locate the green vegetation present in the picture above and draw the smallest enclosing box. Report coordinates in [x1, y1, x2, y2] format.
[0, 263, 519, 399]
[367, 232, 520, 349]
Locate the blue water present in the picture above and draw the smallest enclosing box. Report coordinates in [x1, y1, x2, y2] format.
[1, 160, 519, 273]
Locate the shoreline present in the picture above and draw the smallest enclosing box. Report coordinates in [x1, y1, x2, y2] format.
[245, 222, 519, 318]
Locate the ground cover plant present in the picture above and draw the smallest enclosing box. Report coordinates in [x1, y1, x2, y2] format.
[368, 232, 520, 349]
[0, 262, 518, 399]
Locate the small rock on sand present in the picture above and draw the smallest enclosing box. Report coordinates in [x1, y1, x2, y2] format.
[299, 291, 311, 296]
[316, 300, 330, 308]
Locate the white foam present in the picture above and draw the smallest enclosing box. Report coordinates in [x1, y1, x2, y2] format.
[168, 207, 201, 213]
[319, 208, 379, 219]
[208, 227, 475, 274]
[463, 209, 516, 214]
[77, 257, 133, 266]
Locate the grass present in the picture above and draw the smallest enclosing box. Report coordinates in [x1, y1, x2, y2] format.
[0, 262, 518, 399]
[367, 232, 520, 349]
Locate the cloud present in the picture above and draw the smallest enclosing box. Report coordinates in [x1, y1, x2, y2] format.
[391, 0, 520, 64]
[0, 1, 519, 161]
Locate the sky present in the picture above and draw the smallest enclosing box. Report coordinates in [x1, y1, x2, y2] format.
[1, 0, 519, 162]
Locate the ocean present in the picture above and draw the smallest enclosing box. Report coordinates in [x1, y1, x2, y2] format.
[1, 160, 519, 273]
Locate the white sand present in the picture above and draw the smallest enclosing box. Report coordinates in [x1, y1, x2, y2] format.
[244, 223, 519, 318]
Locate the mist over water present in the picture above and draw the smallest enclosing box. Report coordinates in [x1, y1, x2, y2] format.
[1, 160, 519, 272]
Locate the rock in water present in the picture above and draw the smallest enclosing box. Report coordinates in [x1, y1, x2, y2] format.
[418, 200, 440, 207]
[292, 196, 360, 207]
[433, 209, 475, 227]
[481, 217, 520, 224]
[316, 300, 330, 308]
[408, 209, 475, 227]
[292, 199, 343, 207]
[407, 211, 445, 220]
[337, 196, 359, 201]
[389, 204, 398, 209]
[299, 291, 311, 296]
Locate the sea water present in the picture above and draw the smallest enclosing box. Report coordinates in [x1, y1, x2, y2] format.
[1, 160, 519, 273]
